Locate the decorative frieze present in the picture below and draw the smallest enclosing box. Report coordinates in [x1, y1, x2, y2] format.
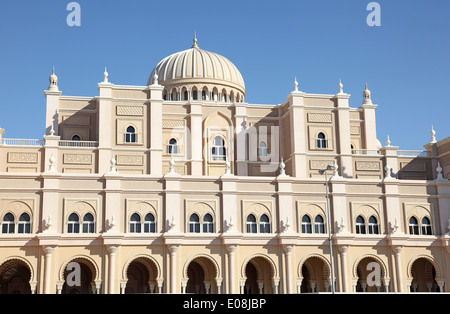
[163, 120, 185, 129]
[310, 160, 335, 170]
[116, 106, 144, 116]
[350, 126, 361, 135]
[63, 154, 93, 165]
[308, 113, 332, 123]
[8, 152, 38, 164]
[355, 161, 381, 171]
[116, 155, 144, 166]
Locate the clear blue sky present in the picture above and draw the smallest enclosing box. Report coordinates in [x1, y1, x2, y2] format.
[0, 0, 449, 149]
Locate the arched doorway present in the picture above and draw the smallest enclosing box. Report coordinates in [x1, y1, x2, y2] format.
[300, 256, 331, 293]
[354, 257, 386, 292]
[184, 256, 219, 294]
[124, 257, 159, 294]
[410, 257, 440, 292]
[62, 258, 96, 294]
[242, 256, 275, 294]
[0, 259, 32, 294]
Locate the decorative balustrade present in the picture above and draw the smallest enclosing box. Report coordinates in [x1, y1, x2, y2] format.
[0, 139, 44, 147]
[59, 140, 99, 148]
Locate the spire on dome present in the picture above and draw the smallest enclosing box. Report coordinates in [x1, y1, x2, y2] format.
[192, 31, 199, 48]
[430, 125, 437, 143]
[103, 67, 109, 83]
[362, 82, 372, 105]
[48, 66, 59, 91]
[338, 79, 344, 94]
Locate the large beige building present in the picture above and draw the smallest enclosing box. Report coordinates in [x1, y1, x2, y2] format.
[0, 38, 449, 294]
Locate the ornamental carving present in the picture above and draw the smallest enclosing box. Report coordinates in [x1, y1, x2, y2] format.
[355, 161, 381, 171]
[310, 160, 335, 170]
[8, 152, 38, 164]
[116, 155, 144, 166]
[163, 120, 185, 129]
[307, 113, 332, 123]
[63, 154, 93, 165]
[116, 106, 144, 116]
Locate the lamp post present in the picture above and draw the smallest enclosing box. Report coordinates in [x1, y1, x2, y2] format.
[318, 164, 337, 294]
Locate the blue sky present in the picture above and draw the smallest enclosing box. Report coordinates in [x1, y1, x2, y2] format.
[0, 0, 449, 149]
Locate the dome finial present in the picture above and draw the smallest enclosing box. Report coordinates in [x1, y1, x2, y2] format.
[362, 82, 372, 105]
[48, 66, 59, 91]
[192, 31, 199, 48]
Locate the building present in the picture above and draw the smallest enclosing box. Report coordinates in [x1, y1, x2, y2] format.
[0, 37, 449, 294]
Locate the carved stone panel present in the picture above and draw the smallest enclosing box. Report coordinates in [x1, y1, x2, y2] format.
[8, 153, 38, 164]
[63, 154, 93, 165]
[355, 161, 381, 171]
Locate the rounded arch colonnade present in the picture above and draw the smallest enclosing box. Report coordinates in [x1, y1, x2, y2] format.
[0, 251, 446, 294]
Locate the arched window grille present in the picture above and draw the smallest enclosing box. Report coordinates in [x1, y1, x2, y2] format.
[125, 126, 137, 143]
[203, 214, 214, 233]
[130, 213, 141, 233]
[82, 213, 95, 234]
[259, 214, 271, 233]
[246, 214, 257, 233]
[302, 215, 312, 234]
[144, 213, 156, 233]
[2, 213, 15, 234]
[189, 214, 200, 233]
[356, 216, 366, 234]
[68, 213, 80, 234]
[316, 132, 328, 149]
[314, 215, 325, 234]
[18, 213, 31, 234]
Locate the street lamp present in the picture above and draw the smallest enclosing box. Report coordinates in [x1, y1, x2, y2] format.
[318, 164, 337, 294]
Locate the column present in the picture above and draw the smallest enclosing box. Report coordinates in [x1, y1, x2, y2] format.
[169, 245, 179, 294]
[283, 245, 294, 294]
[43, 246, 55, 294]
[107, 246, 118, 294]
[392, 246, 404, 292]
[148, 83, 164, 175]
[189, 103, 203, 175]
[97, 79, 114, 174]
[338, 246, 349, 292]
[288, 90, 307, 178]
[335, 92, 353, 178]
[227, 245, 237, 294]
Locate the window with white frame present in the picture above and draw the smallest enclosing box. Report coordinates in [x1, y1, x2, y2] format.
[2, 213, 15, 234]
[316, 132, 328, 149]
[421, 217, 432, 235]
[211, 136, 226, 161]
[189, 214, 200, 233]
[68, 213, 80, 234]
[18, 213, 31, 234]
[246, 214, 257, 233]
[408, 217, 419, 235]
[168, 138, 179, 155]
[314, 215, 325, 234]
[258, 141, 268, 157]
[259, 214, 271, 233]
[356, 216, 366, 234]
[82, 213, 95, 234]
[144, 213, 156, 233]
[368, 216, 379, 234]
[125, 126, 137, 143]
[130, 213, 141, 233]
[302, 215, 312, 234]
[202, 214, 214, 233]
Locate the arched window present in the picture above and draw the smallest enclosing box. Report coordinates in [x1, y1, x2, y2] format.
[421, 217, 432, 235]
[189, 214, 200, 233]
[302, 215, 312, 234]
[409, 217, 419, 235]
[258, 141, 268, 157]
[356, 216, 366, 234]
[202, 90, 207, 100]
[314, 215, 325, 234]
[130, 213, 141, 233]
[82, 213, 95, 234]
[144, 213, 156, 233]
[203, 214, 214, 233]
[125, 126, 137, 143]
[168, 138, 179, 155]
[72, 135, 81, 141]
[18, 213, 31, 234]
[2, 213, 15, 234]
[212, 136, 226, 161]
[246, 214, 257, 233]
[184, 91, 189, 101]
[368, 216, 379, 234]
[317, 132, 327, 149]
[259, 214, 271, 233]
[192, 90, 198, 101]
[68, 213, 80, 234]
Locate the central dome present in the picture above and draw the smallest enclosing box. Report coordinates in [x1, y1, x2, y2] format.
[149, 37, 245, 102]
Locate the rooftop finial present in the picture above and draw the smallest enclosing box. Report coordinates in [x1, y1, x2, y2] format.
[363, 82, 372, 105]
[430, 125, 437, 143]
[192, 31, 199, 48]
[338, 79, 344, 94]
[48, 66, 59, 91]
